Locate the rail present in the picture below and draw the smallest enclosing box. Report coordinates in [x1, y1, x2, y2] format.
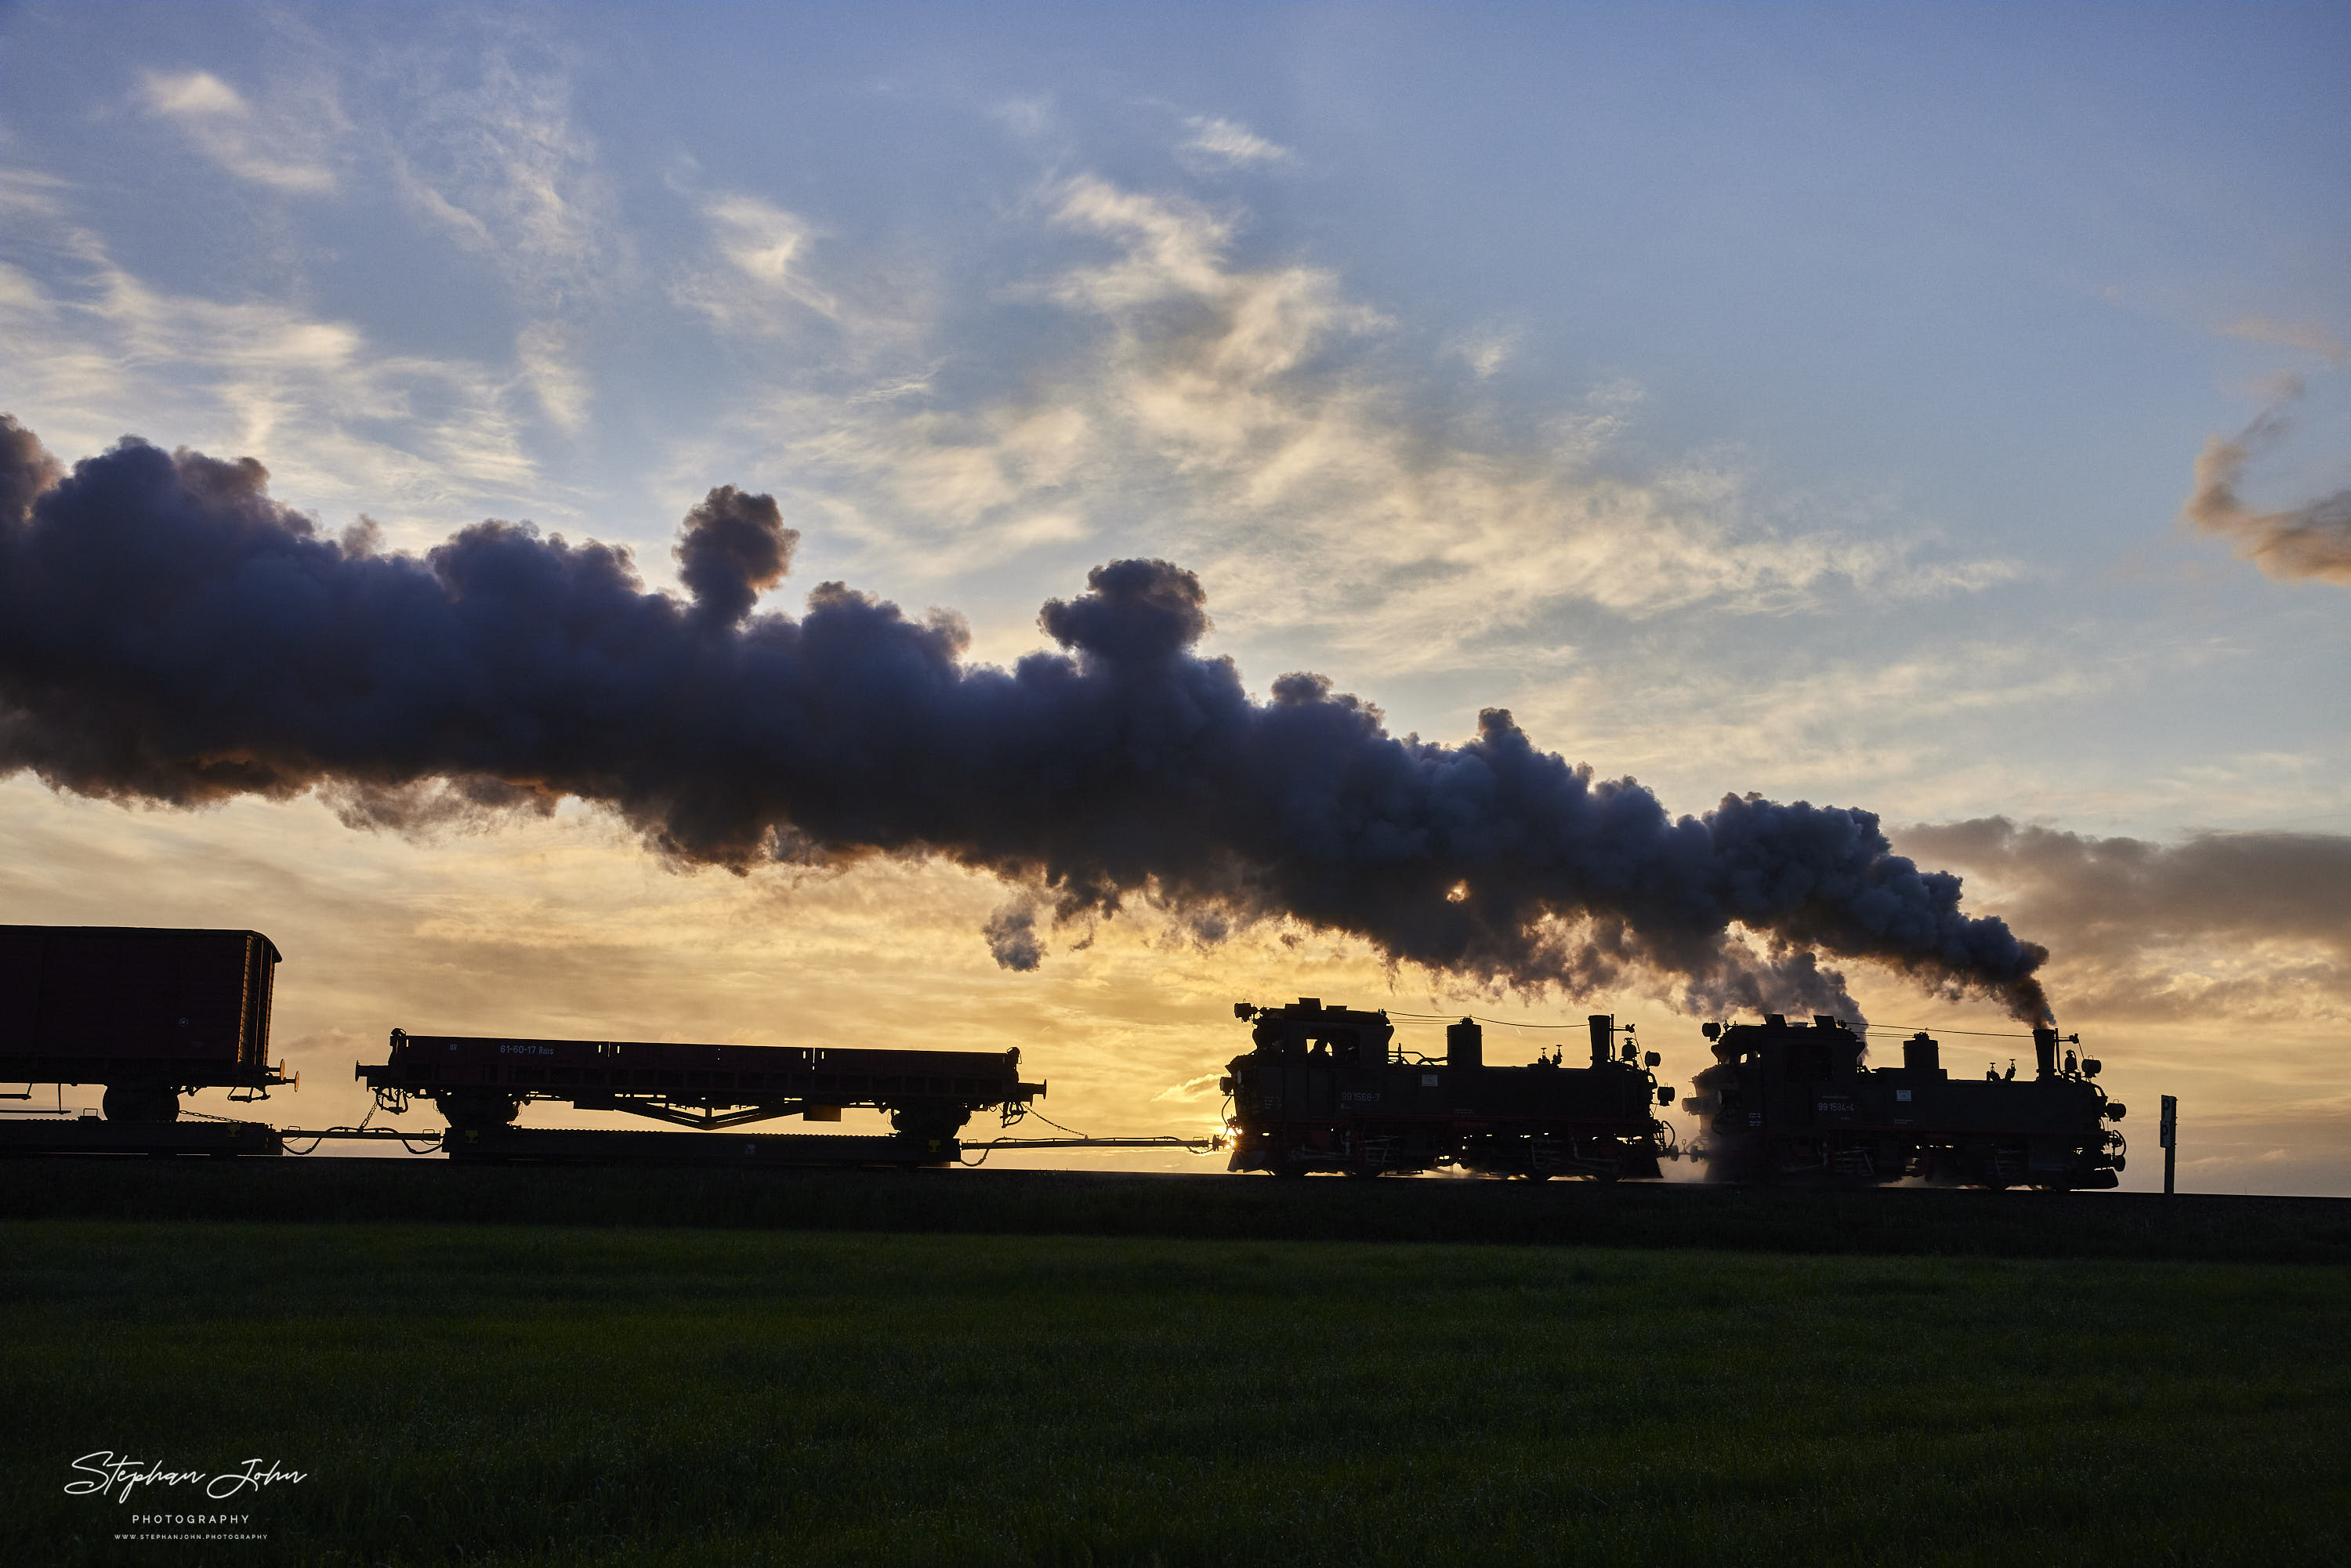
[959, 1133, 1226, 1165]
[276, 1124, 1227, 1161]
[279, 1124, 445, 1155]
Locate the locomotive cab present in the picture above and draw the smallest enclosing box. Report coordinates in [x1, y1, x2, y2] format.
[1246, 1000, 1396, 1066]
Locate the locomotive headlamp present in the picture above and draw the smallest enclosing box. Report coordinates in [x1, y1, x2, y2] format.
[1233, 1002, 1253, 1019]
[2105, 1103, 2127, 1121]
[1701, 1022, 1721, 1041]
[2083, 1059, 2102, 1077]
[1644, 1051, 1661, 1068]
[1657, 1086, 1674, 1105]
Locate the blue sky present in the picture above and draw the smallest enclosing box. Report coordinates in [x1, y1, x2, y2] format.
[3, 2, 2346, 1187]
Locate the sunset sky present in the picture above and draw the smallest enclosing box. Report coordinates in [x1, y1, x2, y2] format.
[3, 2, 2345, 1191]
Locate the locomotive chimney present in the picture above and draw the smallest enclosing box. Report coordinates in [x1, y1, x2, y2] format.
[1903, 1031, 1941, 1077]
[2033, 1026, 2059, 1080]
[1446, 1018, 1483, 1070]
[1588, 1014, 1614, 1068]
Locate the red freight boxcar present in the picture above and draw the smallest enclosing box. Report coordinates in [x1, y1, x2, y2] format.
[358, 1030, 1043, 1140]
[0, 925, 290, 1122]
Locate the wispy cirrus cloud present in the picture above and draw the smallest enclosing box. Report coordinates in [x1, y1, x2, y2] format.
[380, 30, 622, 437]
[138, 68, 343, 194]
[2223, 316, 2347, 364]
[712, 173, 2020, 676]
[0, 179, 544, 537]
[385, 42, 617, 303]
[2182, 377, 2351, 587]
[1179, 115, 1295, 170]
[516, 320, 591, 436]
[672, 194, 839, 331]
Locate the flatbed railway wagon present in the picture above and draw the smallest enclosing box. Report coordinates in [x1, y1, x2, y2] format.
[1223, 998, 1675, 1179]
[0, 925, 290, 1123]
[358, 1030, 1045, 1151]
[1683, 1013, 2125, 1188]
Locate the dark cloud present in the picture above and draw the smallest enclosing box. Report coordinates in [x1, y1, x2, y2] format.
[2182, 387, 2351, 586]
[0, 421, 2053, 1019]
[0, 418, 62, 529]
[983, 900, 1043, 972]
[1900, 818, 2351, 1021]
[676, 485, 797, 626]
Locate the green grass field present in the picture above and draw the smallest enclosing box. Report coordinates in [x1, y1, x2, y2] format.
[5, 1219, 2345, 1566]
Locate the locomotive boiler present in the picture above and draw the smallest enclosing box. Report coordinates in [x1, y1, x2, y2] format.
[1222, 998, 1674, 1179]
[1684, 1013, 2124, 1188]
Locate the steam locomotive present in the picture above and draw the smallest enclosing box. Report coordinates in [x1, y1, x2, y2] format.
[1684, 1013, 2125, 1188]
[1221, 998, 1674, 1179]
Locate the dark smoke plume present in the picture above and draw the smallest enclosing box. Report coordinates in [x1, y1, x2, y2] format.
[0, 418, 2051, 1021]
[2182, 385, 2351, 585]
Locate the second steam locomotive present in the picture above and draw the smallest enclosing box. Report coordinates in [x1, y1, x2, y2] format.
[1221, 998, 1675, 1179]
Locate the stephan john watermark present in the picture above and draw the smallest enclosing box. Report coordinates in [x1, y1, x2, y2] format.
[67, 1451, 307, 1504]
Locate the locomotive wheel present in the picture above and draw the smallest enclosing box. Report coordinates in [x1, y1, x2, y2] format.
[1272, 1163, 1308, 1179]
[1522, 1171, 1552, 1182]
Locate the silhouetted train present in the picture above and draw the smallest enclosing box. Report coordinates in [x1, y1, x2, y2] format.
[1683, 1013, 2124, 1188]
[0, 925, 1038, 1150]
[1221, 998, 1674, 1179]
[5, 924, 2125, 1190]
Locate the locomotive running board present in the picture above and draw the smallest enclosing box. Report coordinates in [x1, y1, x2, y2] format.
[0, 1118, 283, 1157]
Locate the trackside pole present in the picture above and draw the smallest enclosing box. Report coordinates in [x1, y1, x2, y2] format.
[2159, 1095, 2178, 1195]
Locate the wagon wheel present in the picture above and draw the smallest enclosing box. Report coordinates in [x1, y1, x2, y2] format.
[435, 1090, 521, 1132]
[102, 1084, 179, 1124]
